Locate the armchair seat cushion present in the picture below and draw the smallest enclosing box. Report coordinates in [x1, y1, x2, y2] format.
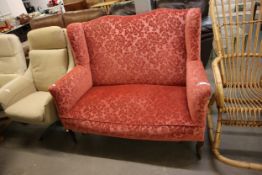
[5, 91, 56, 124]
[62, 85, 205, 141]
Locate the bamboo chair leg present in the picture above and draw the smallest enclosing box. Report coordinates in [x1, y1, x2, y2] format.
[207, 94, 216, 144]
[207, 107, 262, 170]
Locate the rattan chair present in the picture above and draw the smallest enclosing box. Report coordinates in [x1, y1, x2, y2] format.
[208, 0, 262, 170]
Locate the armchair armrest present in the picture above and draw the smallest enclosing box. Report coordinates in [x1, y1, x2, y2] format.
[212, 56, 225, 107]
[49, 65, 93, 117]
[0, 76, 36, 109]
[186, 60, 211, 125]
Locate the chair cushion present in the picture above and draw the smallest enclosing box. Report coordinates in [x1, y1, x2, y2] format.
[0, 35, 26, 75]
[5, 92, 55, 124]
[62, 85, 204, 141]
[28, 26, 67, 50]
[0, 35, 19, 57]
[30, 49, 68, 91]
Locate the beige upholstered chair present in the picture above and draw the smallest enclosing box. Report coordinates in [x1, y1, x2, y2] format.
[0, 27, 74, 127]
[0, 34, 27, 88]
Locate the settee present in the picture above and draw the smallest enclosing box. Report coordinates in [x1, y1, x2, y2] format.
[49, 9, 211, 157]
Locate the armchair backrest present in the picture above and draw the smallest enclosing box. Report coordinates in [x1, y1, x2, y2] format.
[0, 34, 27, 87]
[67, 8, 201, 86]
[28, 26, 72, 91]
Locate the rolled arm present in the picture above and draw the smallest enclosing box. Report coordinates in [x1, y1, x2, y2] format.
[186, 60, 211, 125]
[212, 56, 225, 107]
[0, 76, 36, 109]
[48, 65, 93, 117]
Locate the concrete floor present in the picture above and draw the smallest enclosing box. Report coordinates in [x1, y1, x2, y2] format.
[0, 61, 261, 175]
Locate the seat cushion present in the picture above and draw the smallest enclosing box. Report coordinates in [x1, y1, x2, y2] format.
[62, 85, 205, 141]
[5, 91, 57, 124]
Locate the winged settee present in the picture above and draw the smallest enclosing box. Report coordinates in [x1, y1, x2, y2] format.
[49, 8, 211, 157]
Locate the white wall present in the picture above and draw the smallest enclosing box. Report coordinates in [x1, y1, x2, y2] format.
[0, 0, 27, 17]
[6, 0, 27, 17]
[28, 0, 49, 10]
[134, 0, 152, 14]
[0, 0, 11, 16]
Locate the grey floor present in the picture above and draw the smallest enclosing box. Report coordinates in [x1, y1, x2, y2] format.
[0, 60, 261, 175]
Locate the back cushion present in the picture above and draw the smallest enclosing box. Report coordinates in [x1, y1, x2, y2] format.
[30, 49, 68, 91]
[83, 9, 187, 86]
[28, 26, 69, 91]
[0, 35, 26, 75]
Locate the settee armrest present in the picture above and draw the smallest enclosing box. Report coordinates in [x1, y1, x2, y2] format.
[0, 76, 36, 109]
[49, 65, 93, 117]
[186, 60, 211, 125]
[185, 8, 201, 62]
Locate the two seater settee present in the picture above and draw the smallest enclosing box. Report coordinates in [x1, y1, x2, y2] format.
[49, 9, 211, 156]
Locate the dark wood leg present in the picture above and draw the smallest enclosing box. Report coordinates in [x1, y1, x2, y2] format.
[196, 141, 204, 160]
[0, 136, 4, 143]
[66, 129, 77, 144]
[39, 121, 60, 141]
[0, 117, 11, 144]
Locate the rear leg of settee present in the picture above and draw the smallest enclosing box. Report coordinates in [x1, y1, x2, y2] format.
[196, 141, 204, 160]
[66, 129, 77, 144]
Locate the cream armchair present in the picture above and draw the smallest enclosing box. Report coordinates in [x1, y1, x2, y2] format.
[0, 27, 74, 129]
[0, 34, 27, 89]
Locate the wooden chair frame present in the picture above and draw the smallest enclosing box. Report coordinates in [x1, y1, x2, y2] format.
[208, 0, 262, 170]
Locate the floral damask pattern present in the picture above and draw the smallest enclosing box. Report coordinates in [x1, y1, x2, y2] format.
[82, 9, 188, 86]
[186, 60, 211, 125]
[62, 118, 205, 141]
[49, 65, 93, 115]
[185, 9, 201, 61]
[67, 23, 90, 66]
[64, 85, 191, 124]
[60, 84, 206, 141]
[48, 8, 210, 142]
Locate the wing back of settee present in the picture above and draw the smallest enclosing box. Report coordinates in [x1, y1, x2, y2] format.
[67, 8, 201, 86]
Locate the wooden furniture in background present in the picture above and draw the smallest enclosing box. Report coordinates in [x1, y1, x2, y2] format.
[91, 0, 120, 14]
[208, 0, 262, 170]
[64, 0, 88, 11]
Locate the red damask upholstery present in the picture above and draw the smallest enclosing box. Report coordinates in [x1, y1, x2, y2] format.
[49, 8, 211, 141]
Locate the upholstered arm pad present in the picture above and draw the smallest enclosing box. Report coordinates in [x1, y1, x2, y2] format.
[49, 65, 93, 117]
[0, 76, 36, 109]
[186, 60, 211, 125]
